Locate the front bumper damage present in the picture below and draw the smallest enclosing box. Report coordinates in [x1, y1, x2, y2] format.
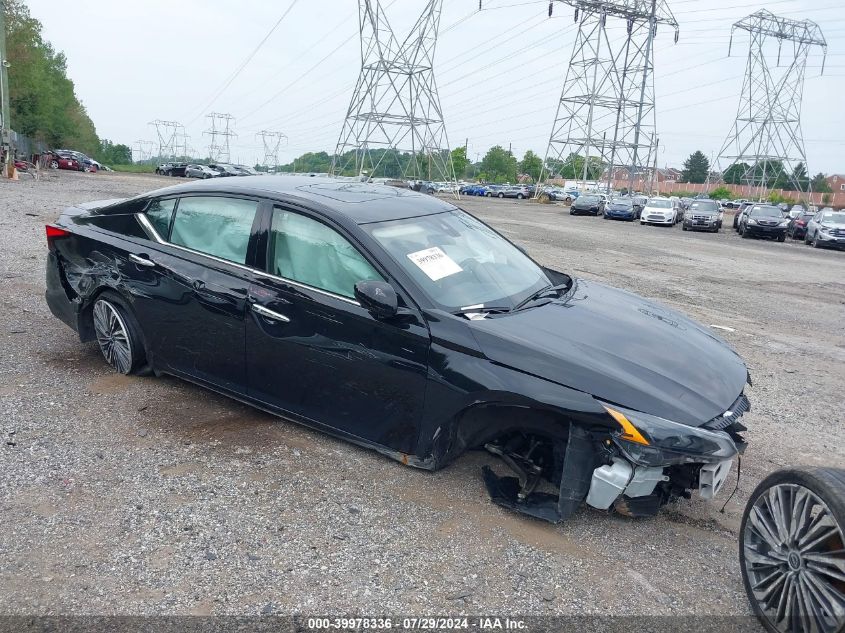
[482, 396, 750, 523]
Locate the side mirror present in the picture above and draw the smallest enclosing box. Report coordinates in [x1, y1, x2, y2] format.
[354, 280, 398, 319]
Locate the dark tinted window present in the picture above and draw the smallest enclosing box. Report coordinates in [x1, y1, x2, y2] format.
[145, 199, 177, 239]
[87, 215, 148, 239]
[170, 197, 258, 264]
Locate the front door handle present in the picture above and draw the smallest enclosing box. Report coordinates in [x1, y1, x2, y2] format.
[129, 253, 156, 268]
[252, 303, 291, 323]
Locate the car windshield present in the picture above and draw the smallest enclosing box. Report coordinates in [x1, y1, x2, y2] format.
[750, 206, 782, 218]
[612, 199, 633, 207]
[648, 199, 672, 209]
[579, 196, 599, 203]
[365, 210, 549, 312]
[690, 201, 719, 212]
[822, 212, 845, 225]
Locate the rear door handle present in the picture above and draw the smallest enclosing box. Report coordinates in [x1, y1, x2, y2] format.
[129, 253, 156, 268]
[252, 303, 291, 323]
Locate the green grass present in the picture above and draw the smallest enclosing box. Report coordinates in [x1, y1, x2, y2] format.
[110, 164, 157, 174]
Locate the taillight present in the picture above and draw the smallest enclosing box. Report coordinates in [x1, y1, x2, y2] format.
[46, 225, 71, 250]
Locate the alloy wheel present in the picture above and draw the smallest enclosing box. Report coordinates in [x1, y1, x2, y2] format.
[742, 482, 845, 633]
[93, 300, 134, 374]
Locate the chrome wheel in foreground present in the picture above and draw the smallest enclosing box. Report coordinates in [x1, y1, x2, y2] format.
[743, 482, 845, 633]
[93, 300, 133, 374]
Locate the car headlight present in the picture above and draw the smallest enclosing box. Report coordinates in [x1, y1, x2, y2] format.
[600, 402, 738, 467]
[820, 226, 832, 233]
[747, 218, 758, 225]
[778, 220, 789, 227]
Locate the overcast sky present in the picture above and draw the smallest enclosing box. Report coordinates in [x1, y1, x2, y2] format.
[24, 0, 844, 173]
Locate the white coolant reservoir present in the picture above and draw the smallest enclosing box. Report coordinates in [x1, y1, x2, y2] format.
[586, 458, 633, 509]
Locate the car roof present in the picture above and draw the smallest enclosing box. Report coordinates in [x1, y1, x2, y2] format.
[130, 176, 458, 224]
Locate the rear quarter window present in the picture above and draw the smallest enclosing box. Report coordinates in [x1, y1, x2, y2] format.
[86, 215, 148, 239]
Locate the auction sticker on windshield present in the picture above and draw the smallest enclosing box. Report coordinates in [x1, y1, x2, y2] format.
[407, 247, 463, 281]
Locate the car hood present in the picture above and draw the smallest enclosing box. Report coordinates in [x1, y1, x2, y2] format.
[468, 279, 748, 427]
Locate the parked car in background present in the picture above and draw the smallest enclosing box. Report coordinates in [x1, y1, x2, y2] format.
[786, 211, 815, 240]
[481, 185, 506, 197]
[54, 149, 100, 172]
[630, 195, 647, 219]
[185, 164, 221, 179]
[46, 152, 81, 172]
[738, 204, 789, 241]
[44, 176, 752, 524]
[603, 198, 636, 221]
[501, 186, 532, 200]
[804, 208, 845, 249]
[207, 164, 241, 177]
[156, 162, 188, 177]
[682, 199, 722, 232]
[640, 197, 679, 226]
[233, 165, 260, 176]
[547, 188, 578, 204]
[570, 194, 605, 216]
[463, 184, 487, 196]
[733, 202, 754, 230]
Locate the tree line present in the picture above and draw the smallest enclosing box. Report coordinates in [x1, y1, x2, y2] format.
[680, 150, 832, 193]
[4, 0, 131, 165]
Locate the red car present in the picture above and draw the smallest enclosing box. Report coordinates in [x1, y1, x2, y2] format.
[46, 152, 81, 171]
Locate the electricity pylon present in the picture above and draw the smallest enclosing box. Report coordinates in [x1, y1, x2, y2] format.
[256, 130, 287, 170]
[133, 140, 155, 163]
[540, 0, 678, 194]
[713, 10, 826, 198]
[332, 0, 456, 186]
[204, 113, 237, 163]
[149, 120, 184, 160]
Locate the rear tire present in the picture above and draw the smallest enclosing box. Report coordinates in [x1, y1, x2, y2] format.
[49, 160, 59, 170]
[91, 293, 147, 375]
[739, 467, 845, 633]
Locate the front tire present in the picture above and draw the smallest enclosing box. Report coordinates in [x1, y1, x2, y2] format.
[739, 467, 845, 633]
[92, 295, 146, 375]
[813, 235, 821, 248]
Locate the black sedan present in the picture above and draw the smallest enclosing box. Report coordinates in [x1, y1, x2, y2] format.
[570, 194, 605, 216]
[45, 178, 750, 524]
[603, 198, 636, 221]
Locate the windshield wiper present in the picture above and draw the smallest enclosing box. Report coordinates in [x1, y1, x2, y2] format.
[452, 305, 511, 317]
[513, 282, 572, 312]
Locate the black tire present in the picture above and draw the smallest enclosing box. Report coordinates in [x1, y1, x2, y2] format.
[777, 234, 786, 243]
[498, 193, 504, 199]
[741, 227, 750, 239]
[517, 194, 524, 199]
[565, 197, 572, 205]
[569, 210, 575, 215]
[805, 232, 812, 245]
[90, 291, 148, 375]
[812, 235, 821, 248]
[682, 225, 688, 231]
[739, 467, 845, 633]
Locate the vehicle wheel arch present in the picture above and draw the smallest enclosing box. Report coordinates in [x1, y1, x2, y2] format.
[78, 287, 145, 349]
[437, 400, 576, 467]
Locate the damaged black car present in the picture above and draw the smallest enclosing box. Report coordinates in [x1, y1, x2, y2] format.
[45, 178, 751, 523]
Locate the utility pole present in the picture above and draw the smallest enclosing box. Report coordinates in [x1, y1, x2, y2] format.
[649, 136, 659, 194]
[538, 0, 678, 197]
[713, 10, 826, 198]
[333, 0, 457, 192]
[0, 0, 14, 177]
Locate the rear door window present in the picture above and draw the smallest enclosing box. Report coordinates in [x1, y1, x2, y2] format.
[170, 196, 259, 265]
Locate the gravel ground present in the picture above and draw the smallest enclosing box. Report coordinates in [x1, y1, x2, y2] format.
[1, 171, 843, 618]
